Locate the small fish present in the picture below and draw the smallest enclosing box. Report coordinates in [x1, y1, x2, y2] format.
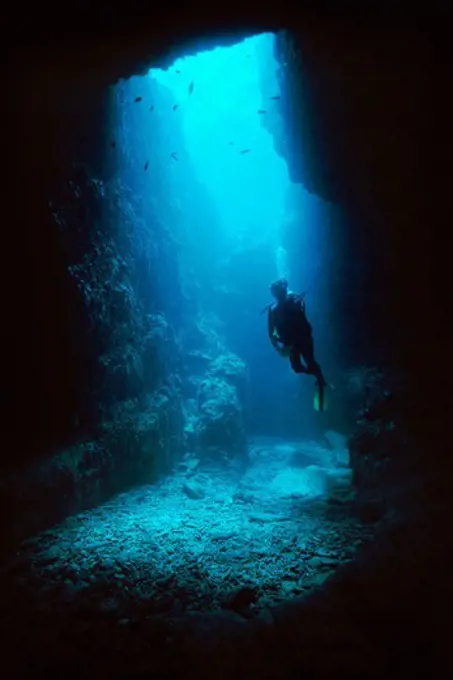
[228, 141, 233, 145]
[188, 81, 194, 95]
[134, 96, 143, 103]
[110, 141, 116, 148]
[171, 152, 178, 161]
[144, 161, 149, 171]
[176, 69, 181, 74]
[257, 110, 267, 114]
[173, 104, 178, 111]
[245, 54, 251, 58]
[240, 149, 251, 154]
[270, 95, 280, 100]
[149, 105, 154, 112]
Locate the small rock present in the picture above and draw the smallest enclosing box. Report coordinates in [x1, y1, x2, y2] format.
[40, 548, 60, 565]
[320, 558, 338, 567]
[281, 580, 296, 595]
[309, 556, 338, 569]
[313, 549, 335, 559]
[102, 559, 116, 570]
[307, 557, 324, 568]
[248, 513, 276, 524]
[182, 481, 205, 500]
[305, 572, 330, 588]
[211, 531, 235, 542]
[233, 491, 255, 504]
[220, 549, 249, 563]
[89, 541, 106, 552]
[223, 585, 259, 613]
[281, 542, 294, 554]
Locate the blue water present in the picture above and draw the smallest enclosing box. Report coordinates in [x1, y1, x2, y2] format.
[110, 31, 337, 442]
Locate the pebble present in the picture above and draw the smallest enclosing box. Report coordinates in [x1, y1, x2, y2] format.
[182, 481, 205, 500]
[281, 580, 296, 594]
[310, 572, 331, 586]
[211, 531, 235, 541]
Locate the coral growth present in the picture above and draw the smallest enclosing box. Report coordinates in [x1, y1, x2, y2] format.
[197, 377, 246, 456]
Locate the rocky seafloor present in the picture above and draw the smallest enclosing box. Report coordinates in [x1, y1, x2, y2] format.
[0, 436, 376, 678]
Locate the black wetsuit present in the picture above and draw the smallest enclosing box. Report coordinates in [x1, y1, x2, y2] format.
[268, 292, 326, 386]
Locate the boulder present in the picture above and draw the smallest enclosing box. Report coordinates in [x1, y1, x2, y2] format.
[196, 377, 246, 457]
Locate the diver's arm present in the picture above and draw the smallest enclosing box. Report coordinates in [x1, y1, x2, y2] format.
[268, 307, 278, 346]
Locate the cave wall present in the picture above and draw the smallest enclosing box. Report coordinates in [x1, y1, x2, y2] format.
[270, 25, 434, 381]
[111, 75, 251, 465]
[9, 77, 109, 458]
[8, 73, 187, 458]
[4, 60, 252, 548]
[250, 23, 441, 441]
[264, 24, 447, 513]
[3, 70, 192, 548]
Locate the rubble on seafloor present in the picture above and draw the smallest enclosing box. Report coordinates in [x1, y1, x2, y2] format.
[0, 435, 376, 674]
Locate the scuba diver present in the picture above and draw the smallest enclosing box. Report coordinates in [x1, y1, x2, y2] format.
[264, 278, 328, 411]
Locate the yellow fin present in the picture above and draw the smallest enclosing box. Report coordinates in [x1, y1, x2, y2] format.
[314, 383, 328, 412]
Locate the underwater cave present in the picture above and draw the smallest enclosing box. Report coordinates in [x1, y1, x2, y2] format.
[3, 13, 448, 679]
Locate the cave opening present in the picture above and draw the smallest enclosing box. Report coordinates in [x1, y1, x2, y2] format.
[110, 31, 342, 439]
[4, 13, 443, 678]
[1, 31, 376, 628]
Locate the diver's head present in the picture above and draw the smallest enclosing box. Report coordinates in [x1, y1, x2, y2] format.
[270, 278, 288, 302]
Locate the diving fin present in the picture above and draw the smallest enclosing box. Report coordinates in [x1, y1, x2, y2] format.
[313, 382, 328, 412]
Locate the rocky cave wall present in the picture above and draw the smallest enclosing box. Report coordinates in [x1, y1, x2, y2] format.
[265, 25, 445, 521]
[3, 65, 248, 550]
[270, 25, 434, 376]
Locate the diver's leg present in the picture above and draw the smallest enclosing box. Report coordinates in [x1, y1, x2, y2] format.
[289, 346, 308, 374]
[301, 335, 326, 386]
